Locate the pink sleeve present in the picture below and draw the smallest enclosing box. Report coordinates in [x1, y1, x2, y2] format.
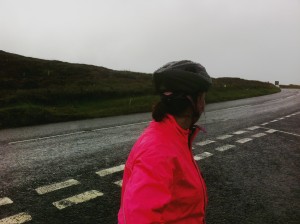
[120, 151, 175, 224]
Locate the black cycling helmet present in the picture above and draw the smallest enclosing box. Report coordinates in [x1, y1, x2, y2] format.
[153, 60, 212, 94]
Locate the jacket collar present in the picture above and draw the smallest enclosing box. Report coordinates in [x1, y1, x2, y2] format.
[165, 114, 190, 137]
[168, 114, 202, 147]
[151, 114, 202, 147]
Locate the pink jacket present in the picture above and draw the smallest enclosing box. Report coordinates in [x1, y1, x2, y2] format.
[118, 115, 208, 224]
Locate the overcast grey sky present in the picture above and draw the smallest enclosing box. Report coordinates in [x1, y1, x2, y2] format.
[1, 0, 299, 85]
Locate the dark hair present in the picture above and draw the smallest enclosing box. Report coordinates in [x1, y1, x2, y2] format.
[152, 93, 197, 122]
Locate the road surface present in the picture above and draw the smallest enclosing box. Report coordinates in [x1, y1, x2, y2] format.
[0, 88, 299, 223]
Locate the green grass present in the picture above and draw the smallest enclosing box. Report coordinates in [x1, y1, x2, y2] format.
[279, 84, 300, 89]
[0, 87, 280, 129]
[206, 87, 280, 103]
[0, 95, 159, 128]
[0, 50, 281, 129]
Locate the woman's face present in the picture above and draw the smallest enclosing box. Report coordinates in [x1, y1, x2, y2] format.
[190, 92, 206, 125]
[197, 93, 206, 115]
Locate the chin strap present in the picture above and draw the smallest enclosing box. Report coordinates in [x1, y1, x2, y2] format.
[185, 95, 201, 121]
[188, 125, 207, 149]
[188, 125, 201, 148]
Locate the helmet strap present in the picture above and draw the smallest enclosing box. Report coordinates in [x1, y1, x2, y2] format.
[184, 95, 199, 128]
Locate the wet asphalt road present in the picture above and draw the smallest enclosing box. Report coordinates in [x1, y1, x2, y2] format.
[0, 89, 299, 224]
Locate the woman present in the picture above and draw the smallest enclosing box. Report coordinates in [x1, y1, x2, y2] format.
[118, 60, 212, 224]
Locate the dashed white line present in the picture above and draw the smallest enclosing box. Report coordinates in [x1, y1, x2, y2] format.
[194, 152, 213, 160]
[114, 180, 123, 187]
[251, 133, 267, 138]
[53, 190, 103, 210]
[214, 105, 251, 112]
[260, 127, 300, 137]
[247, 126, 260, 130]
[266, 129, 277, 133]
[270, 120, 278, 123]
[8, 131, 87, 145]
[35, 179, 80, 195]
[216, 135, 233, 140]
[92, 121, 149, 132]
[0, 197, 13, 206]
[236, 138, 253, 144]
[8, 121, 150, 145]
[0, 212, 32, 224]
[269, 99, 279, 103]
[215, 145, 235, 152]
[195, 140, 215, 146]
[261, 122, 269, 126]
[233, 130, 248, 135]
[229, 105, 251, 110]
[96, 164, 125, 177]
[276, 130, 300, 137]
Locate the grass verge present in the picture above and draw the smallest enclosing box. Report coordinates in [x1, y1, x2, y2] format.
[0, 87, 280, 129]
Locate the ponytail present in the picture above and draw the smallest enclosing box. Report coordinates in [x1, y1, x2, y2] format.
[152, 93, 194, 122]
[152, 101, 168, 122]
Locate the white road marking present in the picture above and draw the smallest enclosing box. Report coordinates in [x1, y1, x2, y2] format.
[247, 126, 260, 130]
[92, 121, 149, 132]
[261, 122, 269, 126]
[233, 130, 248, 135]
[96, 164, 125, 177]
[260, 128, 300, 137]
[285, 115, 291, 118]
[266, 129, 277, 133]
[8, 131, 87, 145]
[194, 152, 213, 160]
[0, 197, 13, 206]
[251, 133, 267, 138]
[270, 120, 278, 122]
[236, 138, 253, 144]
[195, 140, 215, 146]
[0, 212, 32, 224]
[35, 179, 80, 195]
[53, 190, 103, 210]
[215, 145, 235, 152]
[114, 180, 123, 187]
[216, 135, 233, 140]
[214, 105, 251, 112]
[8, 121, 150, 145]
[228, 105, 251, 110]
[279, 117, 285, 120]
[269, 99, 279, 103]
[286, 96, 294, 99]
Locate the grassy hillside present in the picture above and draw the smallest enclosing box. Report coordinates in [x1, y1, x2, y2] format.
[280, 84, 300, 89]
[0, 50, 280, 128]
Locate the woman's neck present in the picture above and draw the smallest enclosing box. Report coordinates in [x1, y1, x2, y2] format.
[174, 112, 193, 130]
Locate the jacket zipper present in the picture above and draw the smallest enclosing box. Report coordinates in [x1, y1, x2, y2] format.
[188, 144, 207, 223]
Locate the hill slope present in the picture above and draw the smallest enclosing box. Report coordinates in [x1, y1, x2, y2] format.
[0, 50, 153, 104]
[0, 50, 280, 128]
